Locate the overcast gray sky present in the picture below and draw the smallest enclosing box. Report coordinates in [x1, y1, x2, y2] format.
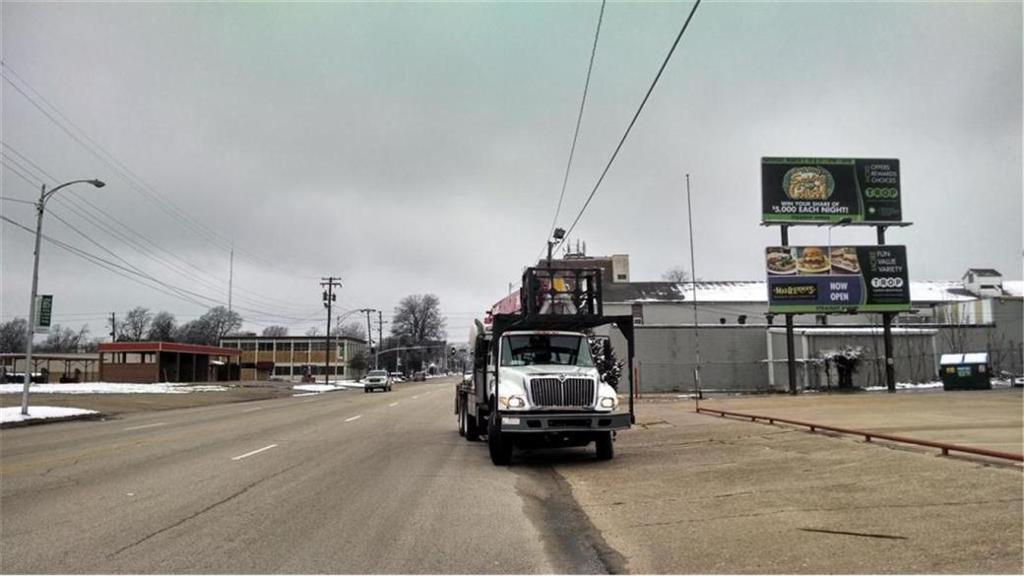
[2, 1, 1021, 341]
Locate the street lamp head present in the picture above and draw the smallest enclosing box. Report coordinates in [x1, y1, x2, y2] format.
[90, 179, 106, 188]
[553, 227, 566, 241]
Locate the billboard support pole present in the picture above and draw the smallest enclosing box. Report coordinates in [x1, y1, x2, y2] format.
[780, 224, 797, 395]
[877, 225, 896, 393]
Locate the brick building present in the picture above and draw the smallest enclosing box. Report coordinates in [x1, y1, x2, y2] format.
[99, 342, 240, 383]
[218, 335, 367, 381]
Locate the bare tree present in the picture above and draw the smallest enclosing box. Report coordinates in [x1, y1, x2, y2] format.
[0, 318, 29, 353]
[305, 326, 322, 337]
[173, 307, 243, 345]
[147, 311, 177, 341]
[662, 267, 691, 283]
[120, 307, 152, 341]
[391, 294, 446, 344]
[262, 325, 289, 337]
[37, 325, 91, 353]
[332, 321, 365, 339]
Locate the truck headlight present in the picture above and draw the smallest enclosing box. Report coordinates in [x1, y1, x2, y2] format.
[499, 395, 528, 409]
[599, 396, 617, 409]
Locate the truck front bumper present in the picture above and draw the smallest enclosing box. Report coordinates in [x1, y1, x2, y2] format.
[498, 411, 632, 433]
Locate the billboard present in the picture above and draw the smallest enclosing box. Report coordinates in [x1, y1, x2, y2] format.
[762, 157, 901, 223]
[766, 246, 910, 313]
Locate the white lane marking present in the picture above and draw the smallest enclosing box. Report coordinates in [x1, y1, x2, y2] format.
[293, 392, 318, 398]
[389, 402, 399, 407]
[123, 422, 166, 431]
[345, 415, 362, 422]
[241, 407, 264, 413]
[231, 444, 278, 461]
[412, 395, 420, 399]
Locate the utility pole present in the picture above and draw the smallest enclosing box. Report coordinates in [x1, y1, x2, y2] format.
[377, 310, 383, 371]
[321, 277, 342, 384]
[109, 312, 117, 342]
[358, 309, 377, 370]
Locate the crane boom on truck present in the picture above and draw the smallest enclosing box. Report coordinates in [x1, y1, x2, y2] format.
[455, 267, 635, 465]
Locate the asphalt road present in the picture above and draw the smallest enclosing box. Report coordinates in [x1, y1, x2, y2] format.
[0, 377, 614, 574]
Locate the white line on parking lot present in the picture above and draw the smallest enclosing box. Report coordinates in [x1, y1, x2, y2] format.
[389, 402, 399, 407]
[345, 415, 362, 422]
[123, 422, 166, 431]
[241, 407, 264, 413]
[231, 444, 278, 461]
[412, 395, 420, 399]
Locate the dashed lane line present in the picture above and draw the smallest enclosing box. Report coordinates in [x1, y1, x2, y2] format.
[389, 402, 399, 407]
[123, 422, 166, 431]
[345, 415, 362, 422]
[231, 444, 278, 461]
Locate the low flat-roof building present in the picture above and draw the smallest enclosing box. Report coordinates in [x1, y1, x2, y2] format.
[1, 352, 100, 383]
[218, 335, 366, 381]
[98, 342, 240, 383]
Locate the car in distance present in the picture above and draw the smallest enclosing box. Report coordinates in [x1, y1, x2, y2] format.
[412, 371, 427, 382]
[364, 369, 392, 393]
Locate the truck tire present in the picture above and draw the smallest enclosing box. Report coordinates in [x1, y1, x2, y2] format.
[465, 409, 480, 442]
[595, 431, 614, 461]
[487, 411, 513, 465]
[457, 398, 466, 437]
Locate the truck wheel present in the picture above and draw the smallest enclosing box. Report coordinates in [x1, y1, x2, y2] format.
[457, 398, 466, 437]
[595, 432, 614, 461]
[465, 409, 480, 442]
[488, 412, 513, 465]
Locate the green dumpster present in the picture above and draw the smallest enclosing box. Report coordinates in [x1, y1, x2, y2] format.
[939, 353, 991, 390]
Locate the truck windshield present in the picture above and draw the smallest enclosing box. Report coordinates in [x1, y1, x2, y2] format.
[368, 370, 387, 377]
[500, 334, 594, 367]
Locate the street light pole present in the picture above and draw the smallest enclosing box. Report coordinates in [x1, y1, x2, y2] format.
[22, 179, 105, 415]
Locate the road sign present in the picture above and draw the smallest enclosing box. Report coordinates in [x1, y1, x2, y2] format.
[34, 295, 53, 334]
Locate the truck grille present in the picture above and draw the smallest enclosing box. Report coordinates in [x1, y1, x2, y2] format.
[529, 377, 595, 408]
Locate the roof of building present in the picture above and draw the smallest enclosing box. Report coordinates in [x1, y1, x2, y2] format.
[605, 280, 1007, 305]
[0, 352, 100, 360]
[97, 342, 241, 356]
[219, 335, 366, 343]
[964, 268, 1002, 277]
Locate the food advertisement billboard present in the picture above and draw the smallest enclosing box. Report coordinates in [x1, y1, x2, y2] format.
[766, 245, 910, 313]
[761, 157, 901, 223]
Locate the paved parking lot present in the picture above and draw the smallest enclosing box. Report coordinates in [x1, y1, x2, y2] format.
[553, 391, 1023, 574]
[698, 388, 1023, 454]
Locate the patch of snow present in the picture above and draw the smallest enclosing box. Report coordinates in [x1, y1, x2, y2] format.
[1, 406, 98, 424]
[292, 384, 347, 393]
[1002, 280, 1023, 298]
[863, 381, 945, 391]
[0, 382, 227, 394]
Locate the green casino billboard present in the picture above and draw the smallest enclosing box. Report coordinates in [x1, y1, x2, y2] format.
[762, 157, 902, 223]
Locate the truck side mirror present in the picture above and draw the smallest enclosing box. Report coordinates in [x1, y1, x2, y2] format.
[600, 372, 608, 383]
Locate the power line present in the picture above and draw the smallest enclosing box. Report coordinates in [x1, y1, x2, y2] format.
[0, 60, 319, 280]
[554, 0, 702, 251]
[2, 213, 322, 322]
[2, 140, 317, 314]
[540, 0, 607, 261]
[0, 196, 34, 205]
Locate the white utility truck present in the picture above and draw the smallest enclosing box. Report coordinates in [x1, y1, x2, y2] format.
[455, 267, 636, 465]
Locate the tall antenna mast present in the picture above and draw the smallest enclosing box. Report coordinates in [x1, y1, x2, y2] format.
[228, 246, 234, 316]
[686, 173, 702, 402]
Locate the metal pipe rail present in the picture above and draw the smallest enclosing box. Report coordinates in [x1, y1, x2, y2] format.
[695, 406, 1024, 463]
